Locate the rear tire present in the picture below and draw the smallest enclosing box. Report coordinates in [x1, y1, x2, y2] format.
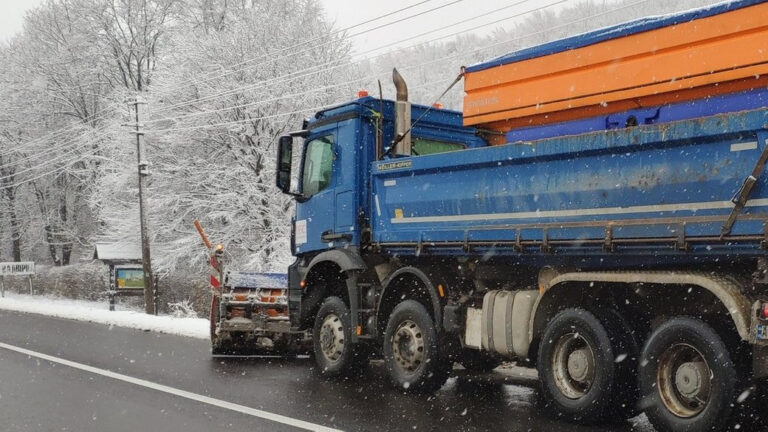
[639, 317, 737, 432]
[537, 308, 636, 423]
[312, 296, 360, 376]
[383, 300, 450, 393]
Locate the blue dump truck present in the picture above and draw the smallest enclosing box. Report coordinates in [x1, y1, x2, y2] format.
[273, 2, 768, 430]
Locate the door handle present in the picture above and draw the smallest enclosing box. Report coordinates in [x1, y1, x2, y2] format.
[321, 230, 352, 242]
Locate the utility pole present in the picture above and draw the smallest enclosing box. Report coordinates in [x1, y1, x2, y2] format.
[127, 95, 155, 315]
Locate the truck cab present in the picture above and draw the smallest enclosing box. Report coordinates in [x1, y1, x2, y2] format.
[279, 95, 486, 256]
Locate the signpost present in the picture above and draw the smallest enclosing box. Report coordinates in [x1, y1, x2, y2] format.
[0, 261, 36, 297]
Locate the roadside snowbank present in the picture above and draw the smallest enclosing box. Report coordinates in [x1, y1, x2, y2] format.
[0, 293, 209, 339]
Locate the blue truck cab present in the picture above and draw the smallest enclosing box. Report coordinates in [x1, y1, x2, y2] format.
[284, 96, 487, 257]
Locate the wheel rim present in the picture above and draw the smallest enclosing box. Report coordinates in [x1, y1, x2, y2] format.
[392, 319, 425, 374]
[319, 313, 345, 363]
[551, 332, 596, 399]
[657, 343, 712, 418]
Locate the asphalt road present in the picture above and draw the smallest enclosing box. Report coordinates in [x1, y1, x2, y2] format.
[0, 309, 656, 432]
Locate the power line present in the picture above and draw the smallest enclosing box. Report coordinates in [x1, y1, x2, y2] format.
[0, 133, 109, 189]
[152, 0, 449, 98]
[2, 0, 652, 183]
[0, 132, 109, 183]
[0, 104, 119, 159]
[147, 76, 457, 134]
[149, 0, 549, 118]
[0, 128, 113, 172]
[147, 0, 652, 134]
[147, 0, 572, 125]
[145, 0, 541, 125]
[150, 0, 470, 115]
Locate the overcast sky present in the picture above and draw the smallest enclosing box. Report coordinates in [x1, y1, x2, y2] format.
[0, 0, 44, 41]
[0, 0, 555, 51]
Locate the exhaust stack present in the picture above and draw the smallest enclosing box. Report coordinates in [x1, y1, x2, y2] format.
[392, 68, 412, 156]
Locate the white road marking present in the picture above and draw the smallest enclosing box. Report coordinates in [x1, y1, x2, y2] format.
[0, 341, 342, 432]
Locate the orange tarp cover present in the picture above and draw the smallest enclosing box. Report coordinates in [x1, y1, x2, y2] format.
[463, 2, 768, 132]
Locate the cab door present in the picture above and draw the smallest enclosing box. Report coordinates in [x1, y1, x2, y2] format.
[294, 128, 337, 254]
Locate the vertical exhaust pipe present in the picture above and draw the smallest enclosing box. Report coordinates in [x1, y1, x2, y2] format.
[392, 68, 412, 156]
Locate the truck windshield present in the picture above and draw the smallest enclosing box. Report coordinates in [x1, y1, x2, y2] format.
[301, 135, 334, 197]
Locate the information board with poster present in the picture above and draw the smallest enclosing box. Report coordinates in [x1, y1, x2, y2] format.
[111, 265, 144, 291]
[115, 266, 145, 290]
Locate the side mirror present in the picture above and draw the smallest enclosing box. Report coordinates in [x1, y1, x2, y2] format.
[276, 135, 293, 194]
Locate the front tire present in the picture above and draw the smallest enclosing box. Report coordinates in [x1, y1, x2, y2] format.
[383, 300, 450, 393]
[537, 308, 636, 423]
[313, 296, 359, 376]
[639, 317, 737, 432]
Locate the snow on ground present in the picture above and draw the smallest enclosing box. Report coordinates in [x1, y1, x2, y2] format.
[0, 293, 209, 339]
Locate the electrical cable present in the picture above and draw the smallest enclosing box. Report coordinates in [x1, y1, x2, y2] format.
[0, 132, 110, 182]
[147, 76, 457, 134]
[149, 0, 553, 118]
[148, 0, 650, 133]
[3, 0, 652, 180]
[150, 0, 475, 114]
[0, 128, 115, 172]
[0, 104, 119, 159]
[146, 0, 541, 124]
[0, 133, 110, 190]
[151, 0, 461, 99]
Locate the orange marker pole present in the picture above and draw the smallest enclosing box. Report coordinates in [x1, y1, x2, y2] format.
[193, 219, 212, 250]
[193, 220, 222, 293]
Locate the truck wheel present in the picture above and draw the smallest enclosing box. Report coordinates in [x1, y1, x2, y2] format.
[313, 296, 359, 376]
[383, 300, 450, 393]
[537, 308, 635, 423]
[639, 317, 737, 432]
[459, 349, 501, 373]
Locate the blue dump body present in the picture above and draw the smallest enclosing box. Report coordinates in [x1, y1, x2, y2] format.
[371, 108, 768, 265]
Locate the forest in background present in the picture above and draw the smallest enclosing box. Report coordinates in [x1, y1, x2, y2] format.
[0, 0, 722, 312]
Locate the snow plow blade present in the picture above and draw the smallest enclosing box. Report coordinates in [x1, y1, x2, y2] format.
[211, 272, 309, 357]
